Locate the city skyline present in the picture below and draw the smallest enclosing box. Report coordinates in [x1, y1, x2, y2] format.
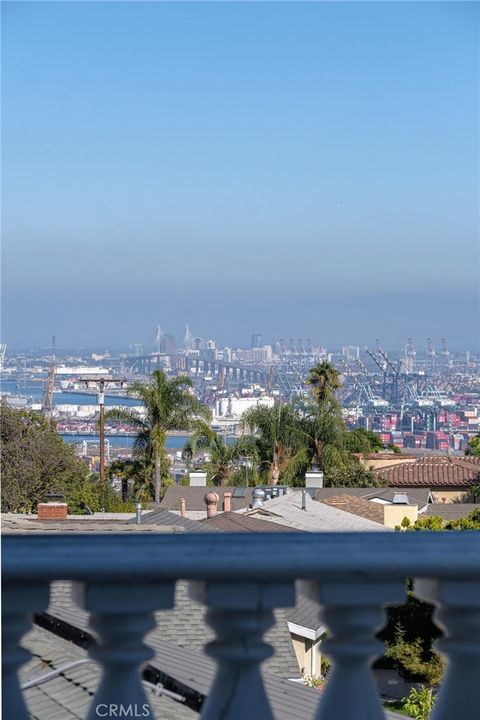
[2, 2, 479, 348]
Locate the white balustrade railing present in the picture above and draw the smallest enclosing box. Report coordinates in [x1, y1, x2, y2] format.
[3, 532, 480, 720]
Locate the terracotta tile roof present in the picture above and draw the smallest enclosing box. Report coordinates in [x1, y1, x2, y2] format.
[319, 494, 385, 523]
[375, 456, 480, 488]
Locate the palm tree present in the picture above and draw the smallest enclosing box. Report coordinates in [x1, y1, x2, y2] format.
[106, 370, 210, 502]
[241, 404, 306, 485]
[306, 361, 342, 405]
[297, 399, 350, 474]
[183, 423, 257, 486]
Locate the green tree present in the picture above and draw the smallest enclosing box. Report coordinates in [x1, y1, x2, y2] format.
[400, 511, 480, 532]
[298, 398, 348, 473]
[106, 455, 171, 503]
[466, 433, 480, 456]
[241, 404, 307, 485]
[67, 473, 138, 514]
[183, 423, 258, 486]
[384, 624, 444, 687]
[1, 402, 89, 512]
[410, 515, 445, 531]
[106, 370, 210, 502]
[326, 463, 386, 488]
[305, 361, 342, 405]
[343, 427, 384, 453]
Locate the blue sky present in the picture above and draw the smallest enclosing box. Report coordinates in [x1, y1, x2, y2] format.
[2, 1, 478, 350]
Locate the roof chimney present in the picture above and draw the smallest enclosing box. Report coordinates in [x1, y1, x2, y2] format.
[190, 470, 207, 486]
[223, 492, 232, 512]
[180, 498, 186, 517]
[37, 502, 68, 521]
[305, 465, 324, 489]
[205, 492, 219, 518]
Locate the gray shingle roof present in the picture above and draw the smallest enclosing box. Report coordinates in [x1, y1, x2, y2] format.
[285, 592, 322, 633]
[424, 503, 480, 520]
[200, 512, 301, 533]
[160, 486, 254, 511]
[244, 492, 391, 532]
[1, 515, 181, 535]
[42, 583, 328, 720]
[128, 507, 218, 533]
[21, 625, 197, 720]
[47, 580, 300, 680]
[34, 579, 406, 719]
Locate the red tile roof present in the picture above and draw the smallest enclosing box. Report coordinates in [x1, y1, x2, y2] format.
[375, 456, 480, 488]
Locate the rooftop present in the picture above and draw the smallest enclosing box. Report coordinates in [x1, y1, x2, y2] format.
[200, 511, 301, 533]
[21, 625, 196, 720]
[159, 486, 255, 512]
[375, 456, 480, 488]
[319, 494, 386, 524]
[243, 491, 391, 532]
[313, 486, 432, 509]
[424, 503, 480, 520]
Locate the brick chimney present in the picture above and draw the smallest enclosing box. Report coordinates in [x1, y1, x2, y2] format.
[205, 492, 219, 518]
[37, 502, 68, 521]
[223, 492, 232, 512]
[180, 498, 186, 517]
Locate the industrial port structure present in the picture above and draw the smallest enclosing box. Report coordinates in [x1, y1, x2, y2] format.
[1, 324, 478, 456]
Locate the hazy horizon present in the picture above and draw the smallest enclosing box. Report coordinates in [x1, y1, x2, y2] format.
[2, 2, 479, 349]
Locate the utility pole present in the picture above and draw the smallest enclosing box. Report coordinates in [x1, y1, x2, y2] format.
[77, 376, 126, 482]
[41, 335, 56, 420]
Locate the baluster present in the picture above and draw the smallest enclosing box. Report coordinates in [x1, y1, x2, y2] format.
[190, 581, 295, 720]
[2, 581, 50, 720]
[305, 579, 405, 720]
[72, 580, 175, 720]
[414, 578, 480, 720]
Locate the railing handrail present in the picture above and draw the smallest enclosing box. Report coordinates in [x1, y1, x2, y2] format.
[3, 531, 480, 582]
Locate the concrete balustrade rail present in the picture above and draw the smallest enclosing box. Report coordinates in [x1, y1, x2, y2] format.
[3, 532, 480, 720]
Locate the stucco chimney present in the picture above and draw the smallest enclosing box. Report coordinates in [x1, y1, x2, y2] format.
[305, 465, 324, 489]
[205, 492, 219, 518]
[180, 498, 186, 517]
[223, 492, 232, 512]
[190, 470, 207, 486]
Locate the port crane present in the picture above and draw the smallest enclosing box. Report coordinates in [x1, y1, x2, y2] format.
[364, 347, 389, 401]
[339, 359, 388, 408]
[377, 349, 406, 405]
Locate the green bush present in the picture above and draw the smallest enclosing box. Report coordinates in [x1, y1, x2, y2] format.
[401, 686, 436, 720]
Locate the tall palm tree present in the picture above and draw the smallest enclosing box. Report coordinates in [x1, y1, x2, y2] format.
[241, 404, 306, 485]
[106, 370, 210, 502]
[183, 423, 257, 486]
[306, 361, 342, 405]
[298, 399, 351, 474]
